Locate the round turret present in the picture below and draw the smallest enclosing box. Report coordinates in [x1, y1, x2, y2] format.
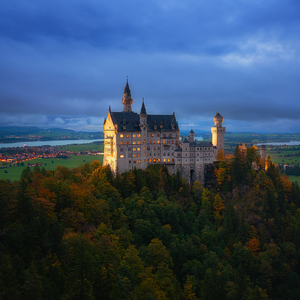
[260, 145, 266, 161]
[214, 112, 223, 127]
[188, 129, 195, 142]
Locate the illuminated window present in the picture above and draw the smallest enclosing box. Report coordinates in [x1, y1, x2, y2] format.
[149, 141, 152, 144]
[120, 155, 124, 158]
[137, 148, 141, 151]
[172, 159, 174, 162]
[133, 134, 136, 137]
[143, 140, 146, 143]
[153, 141, 156, 144]
[172, 140, 174, 144]
[149, 159, 152, 162]
[137, 134, 141, 137]
[133, 141, 136, 144]
[158, 159, 160, 162]
[120, 141, 123, 145]
[151, 134, 154, 137]
[154, 159, 156, 162]
[157, 134, 160, 137]
[168, 159, 170, 162]
[133, 148, 136, 151]
[137, 154, 140, 157]
[154, 147, 156, 150]
[133, 154, 136, 157]
[163, 140, 166, 144]
[137, 141, 141, 144]
[157, 141, 160, 144]
[126, 142, 129, 145]
[163, 159, 166, 162]
[126, 134, 129, 138]
[133, 160, 136, 163]
[137, 160, 141, 163]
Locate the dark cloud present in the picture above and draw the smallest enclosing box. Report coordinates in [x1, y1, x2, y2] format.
[1, 0, 300, 133]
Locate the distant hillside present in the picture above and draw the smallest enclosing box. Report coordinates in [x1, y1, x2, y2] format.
[0, 126, 104, 143]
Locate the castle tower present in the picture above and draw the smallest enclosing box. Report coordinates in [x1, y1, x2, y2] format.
[122, 79, 133, 112]
[259, 145, 267, 167]
[139, 99, 148, 170]
[211, 112, 226, 151]
[188, 129, 195, 142]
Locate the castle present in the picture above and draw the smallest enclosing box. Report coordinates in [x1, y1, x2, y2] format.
[103, 81, 225, 183]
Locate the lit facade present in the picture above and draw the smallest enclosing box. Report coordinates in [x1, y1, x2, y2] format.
[103, 81, 226, 183]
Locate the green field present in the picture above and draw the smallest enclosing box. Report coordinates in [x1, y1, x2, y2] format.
[58, 142, 103, 152]
[285, 175, 300, 183]
[267, 148, 300, 164]
[0, 154, 103, 182]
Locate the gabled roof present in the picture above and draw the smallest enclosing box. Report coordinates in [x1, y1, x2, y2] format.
[109, 111, 179, 132]
[147, 114, 178, 131]
[110, 112, 140, 131]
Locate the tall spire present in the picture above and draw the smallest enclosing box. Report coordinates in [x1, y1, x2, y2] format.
[140, 98, 147, 115]
[124, 77, 131, 97]
[122, 78, 133, 112]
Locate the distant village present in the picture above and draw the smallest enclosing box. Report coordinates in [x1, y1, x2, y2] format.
[0, 145, 102, 167]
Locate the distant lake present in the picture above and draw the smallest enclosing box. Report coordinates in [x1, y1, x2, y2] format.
[0, 139, 104, 149]
[0, 136, 203, 148]
[255, 141, 300, 146]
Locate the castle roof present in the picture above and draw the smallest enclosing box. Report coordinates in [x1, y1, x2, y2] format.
[189, 141, 212, 147]
[124, 80, 131, 96]
[140, 100, 147, 115]
[109, 111, 179, 132]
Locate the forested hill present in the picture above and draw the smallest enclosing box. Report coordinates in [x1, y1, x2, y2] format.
[1, 146, 300, 299]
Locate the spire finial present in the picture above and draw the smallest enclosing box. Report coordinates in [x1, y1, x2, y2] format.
[109, 105, 111, 112]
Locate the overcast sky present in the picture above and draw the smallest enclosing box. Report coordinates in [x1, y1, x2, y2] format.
[1, 0, 300, 133]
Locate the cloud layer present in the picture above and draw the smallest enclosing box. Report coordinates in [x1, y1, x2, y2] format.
[1, 0, 300, 132]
